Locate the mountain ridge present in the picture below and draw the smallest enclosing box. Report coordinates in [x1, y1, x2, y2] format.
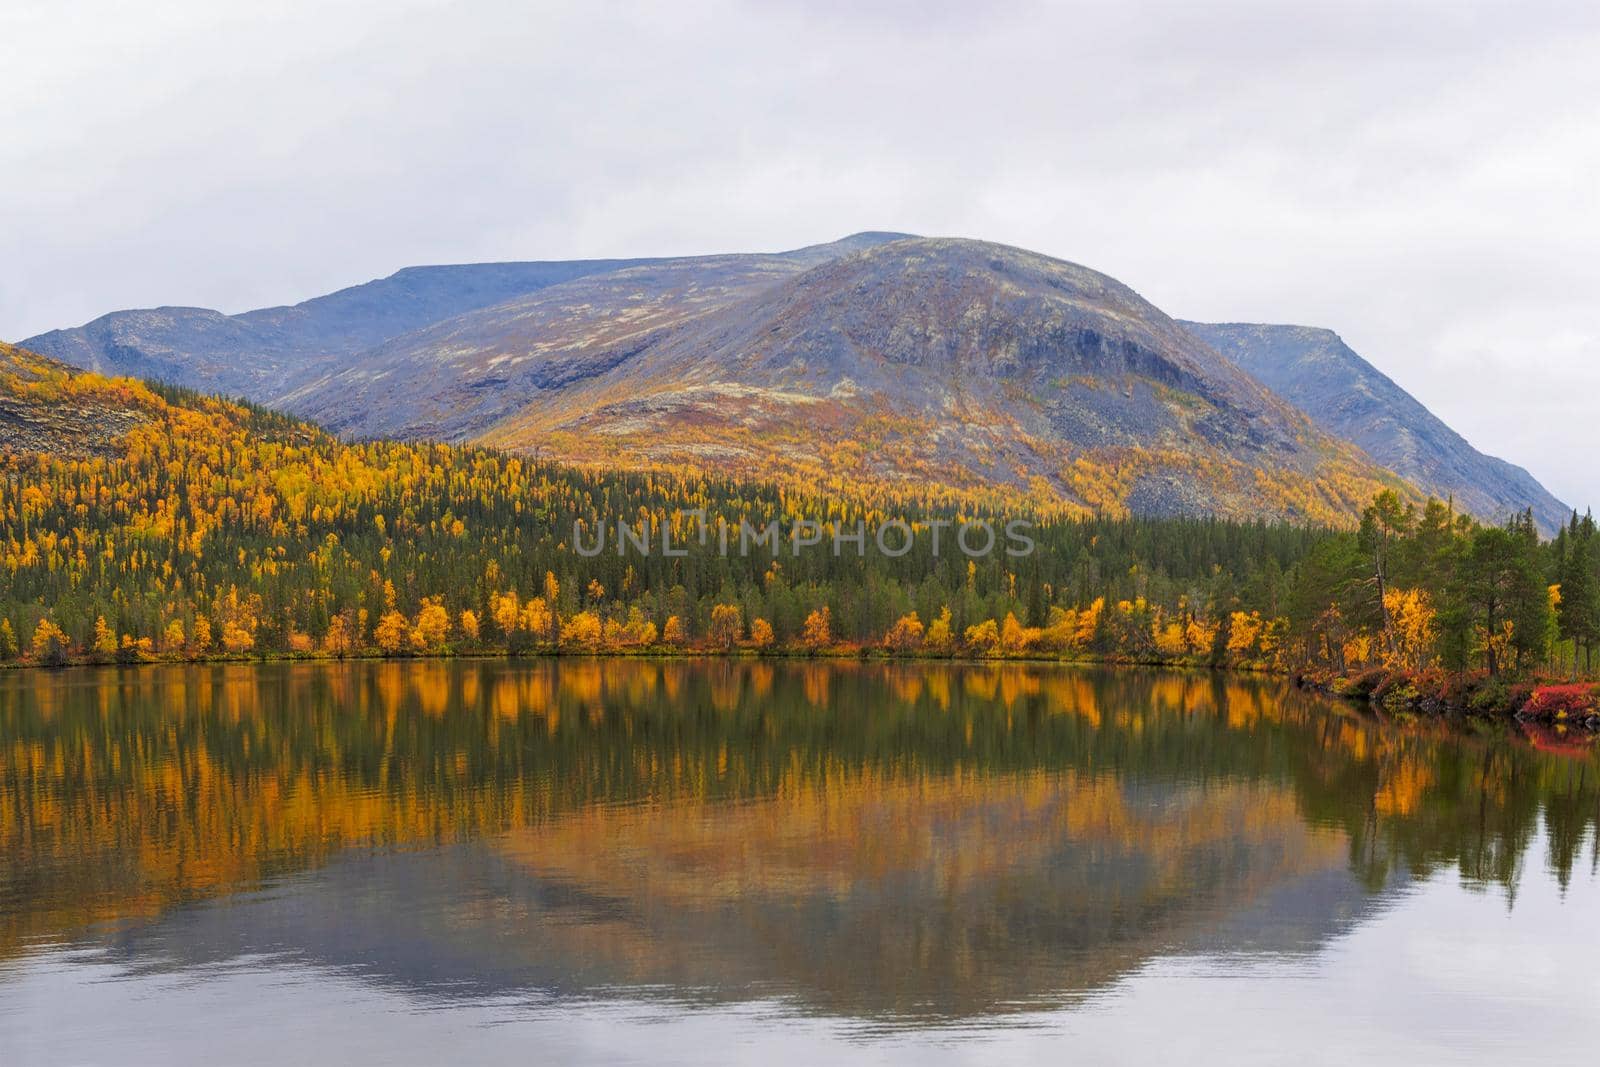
[1180, 321, 1567, 533]
[452, 236, 1408, 524]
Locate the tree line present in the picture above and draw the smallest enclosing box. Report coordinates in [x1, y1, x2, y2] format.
[1, 359, 1593, 694]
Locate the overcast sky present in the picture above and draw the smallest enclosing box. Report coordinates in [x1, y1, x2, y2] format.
[4, 0, 1597, 509]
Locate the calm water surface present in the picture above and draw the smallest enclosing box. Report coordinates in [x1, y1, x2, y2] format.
[1, 660, 1596, 1065]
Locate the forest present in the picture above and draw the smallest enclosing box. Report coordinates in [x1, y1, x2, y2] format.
[1, 350, 1597, 722]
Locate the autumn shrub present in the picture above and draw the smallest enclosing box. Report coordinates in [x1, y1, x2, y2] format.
[1370, 670, 1408, 701]
[1435, 670, 1487, 708]
[1522, 684, 1599, 720]
[1342, 667, 1390, 699]
[1364, 667, 1422, 710]
[799, 607, 833, 652]
[1408, 668, 1447, 699]
[748, 618, 774, 649]
[882, 612, 924, 653]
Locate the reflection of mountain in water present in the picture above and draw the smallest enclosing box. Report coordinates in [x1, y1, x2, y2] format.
[97, 777, 1383, 1022]
[2, 660, 1595, 1020]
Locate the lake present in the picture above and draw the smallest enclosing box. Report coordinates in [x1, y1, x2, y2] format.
[1, 659, 1596, 1065]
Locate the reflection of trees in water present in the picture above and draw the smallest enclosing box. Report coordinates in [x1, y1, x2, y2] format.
[0, 660, 1595, 977]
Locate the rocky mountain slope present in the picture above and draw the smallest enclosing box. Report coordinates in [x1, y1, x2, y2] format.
[19, 259, 662, 399]
[295, 237, 1407, 524]
[20, 235, 907, 402]
[0, 341, 304, 461]
[279, 233, 909, 441]
[1182, 322, 1568, 532]
[0, 341, 161, 458]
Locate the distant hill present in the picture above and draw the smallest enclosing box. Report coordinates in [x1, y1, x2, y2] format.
[1181, 322, 1568, 533]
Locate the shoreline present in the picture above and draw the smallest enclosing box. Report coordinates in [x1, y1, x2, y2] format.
[1292, 669, 1600, 735]
[6, 646, 1596, 737]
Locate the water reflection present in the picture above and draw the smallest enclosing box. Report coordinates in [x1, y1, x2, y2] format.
[0, 660, 1595, 1028]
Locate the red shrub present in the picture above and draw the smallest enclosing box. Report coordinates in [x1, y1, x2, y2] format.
[1522, 684, 1599, 721]
[1410, 669, 1450, 702]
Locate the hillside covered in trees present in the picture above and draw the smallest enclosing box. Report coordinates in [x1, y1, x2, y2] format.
[1, 342, 1595, 723]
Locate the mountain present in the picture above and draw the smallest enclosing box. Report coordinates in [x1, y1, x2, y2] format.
[1181, 322, 1568, 533]
[278, 233, 910, 441]
[291, 237, 1405, 525]
[18, 235, 910, 403]
[18, 259, 663, 399]
[18, 232, 1567, 528]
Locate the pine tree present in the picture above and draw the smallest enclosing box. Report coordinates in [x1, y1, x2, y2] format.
[1557, 521, 1600, 674]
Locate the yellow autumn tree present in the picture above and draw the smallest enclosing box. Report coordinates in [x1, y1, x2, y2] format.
[999, 612, 1034, 655]
[800, 606, 833, 651]
[491, 591, 520, 638]
[624, 606, 657, 646]
[411, 597, 451, 653]
[1153, 609, 1187, 657]
[191, 616, 212, 654]
[30, 618, 71, 666]
[708, 603, 743, 649]
[374, 610, 410, 654]
[1074, 598, 1104, 647]
[1383, 588, 1436, 671]
[323, 615, 352, 656]
[924, 607, 954, 653]
[883, 611, 925, 652]
[1184, 615, 1218, 656]
[91, 616, 117, 662]
[520, 597, 554, 642]
[162, 619, 187, 655]
[560, 610, 603, 651]
[964, 618, 1000, 655]
[749, 617, 774, 649]
[1226, 611, 1264, 658]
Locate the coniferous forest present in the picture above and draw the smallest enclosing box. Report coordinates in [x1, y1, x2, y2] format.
[1, 344, 1596, 724]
